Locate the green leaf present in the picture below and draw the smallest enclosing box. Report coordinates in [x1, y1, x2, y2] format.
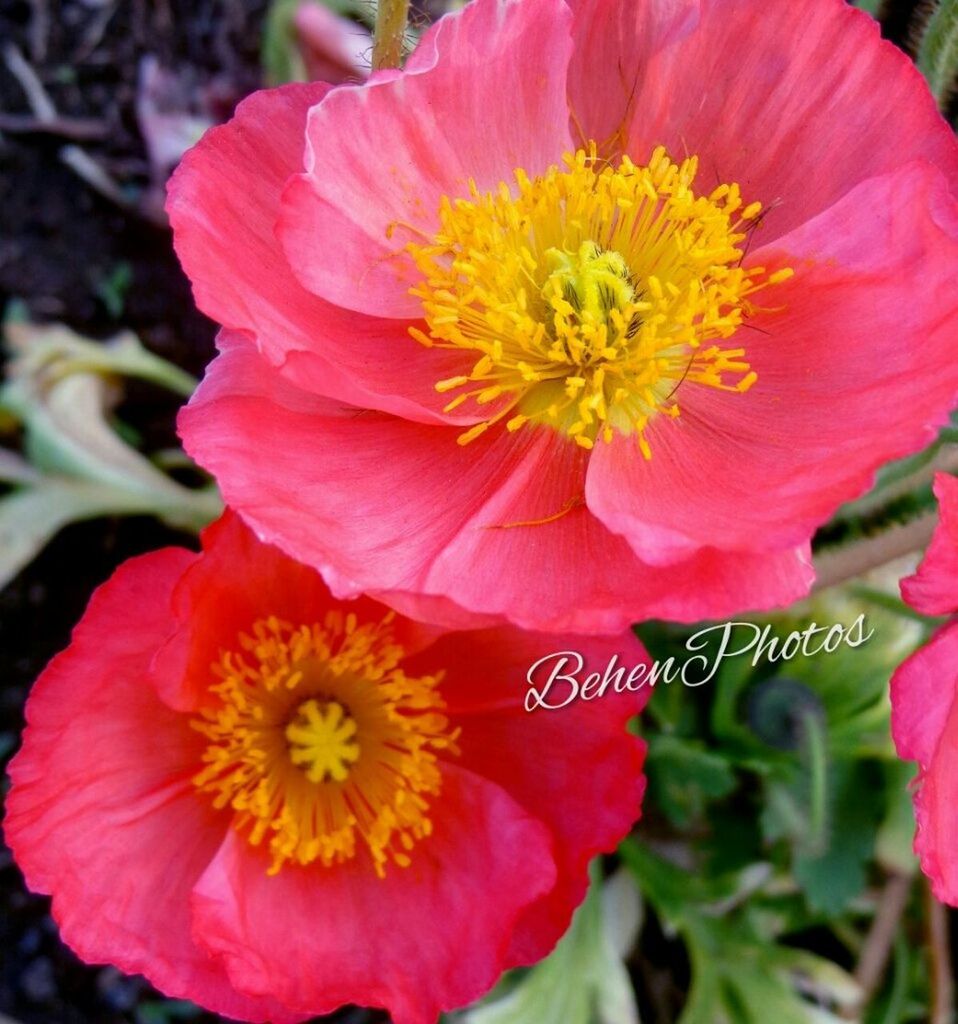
[0, 315, 221, 583]
[3, 316, 197, 398]
[619, 839, 767, 921]
[741, 594, 913, 762]
[875, 762, 919, 876]
[646, 735, 736, 827]
[0, 479, 140, 589]
[94, 261, 133, 319]
[135, 1000, 203, 1024]
[620, 842, 860, 1023]
[792, 762, 883, 915]
[459, 867, 641, 1024]
[853, 0, 884, 14]
[918, 0, 958, 108]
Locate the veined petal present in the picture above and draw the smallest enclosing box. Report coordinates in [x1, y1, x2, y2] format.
[277, 0, 575, 318]
[181, 335, 813, 632]
[190, 768, 556, 1024]
[4, 551, 295, 1023]
[570, 0, 958, 241]
[891, 623, 958, 906]
[585, 162, 958, 561]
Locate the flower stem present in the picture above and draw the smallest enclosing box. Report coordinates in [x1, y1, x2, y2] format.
[372, 0, 410, 70]
[802, 710, 828, 851]
[927, 883, 955, 1024]
[842, 872, 912, 1019]
[813, 511, 938, 592]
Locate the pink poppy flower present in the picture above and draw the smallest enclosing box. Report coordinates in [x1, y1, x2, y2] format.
[4, 512, 648, 1023]
[892, 473, 958, 905]
[170, 0, 958, 635]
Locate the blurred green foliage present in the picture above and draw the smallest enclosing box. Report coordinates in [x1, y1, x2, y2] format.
[917, 0, 958, 108]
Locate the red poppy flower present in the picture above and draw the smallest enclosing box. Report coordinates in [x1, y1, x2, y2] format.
[170, 0, 958, 634]
[892, 474, 958, 905]
[4, 513, 648, 1023]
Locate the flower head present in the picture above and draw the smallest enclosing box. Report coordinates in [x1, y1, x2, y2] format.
[4, 512, 648, 1023]
[407, 145, 790, 454]
[892, 474, 958, 905]
[170, 0, 958, 634]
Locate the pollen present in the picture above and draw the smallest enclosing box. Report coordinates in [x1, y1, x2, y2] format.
[191, 611, 459, 877]
[406, 145, 792, 456]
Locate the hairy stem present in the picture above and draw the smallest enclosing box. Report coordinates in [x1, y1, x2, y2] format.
[372, 0, 410, 70]
[835, 446, 958, 523]
[813, 512, 938, 592]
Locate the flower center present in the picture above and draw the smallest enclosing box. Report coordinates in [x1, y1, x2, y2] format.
[406, 145, 793, 457]
[191, 611, 458, 877]
[285, 699, 360, 783]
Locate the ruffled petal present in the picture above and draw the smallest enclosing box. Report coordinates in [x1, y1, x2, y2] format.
[167, 83, 465, 424]
[190, 767, 557, 1024]
[4, 551, 292, 1023]
[406, 626, 648, 963]
[180, 335, 813, 632]
[902, 474, 958, 616]
[585, 162, 958, 561]
[565, 0, 700, 153]
[569, 0, 958, 242]
[890, 622, 958, 905]
[277, 0, 575, 317]
[155, 511, 443, 712]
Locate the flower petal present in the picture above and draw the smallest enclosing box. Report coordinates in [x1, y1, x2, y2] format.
[180, 334, 813, 632]
[585, 162, 958, 561]
[406, 625, 648, 963]
[155, 511, 444, 712]
[4, 551, 293, 1023]
[902, 473, 958, 616]
[565, 0, 701, 153]
[190, 767, 557, 1024]
[891, 622, 958, 905]
[167, 82, 463, 423]
[570, 0, 958, 242]
[277, 0, 575, 318]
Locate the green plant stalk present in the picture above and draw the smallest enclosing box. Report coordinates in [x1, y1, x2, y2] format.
[876, 934, 911, 1024]
[803, 710, 829, 854]
[373, 0, 410, 70]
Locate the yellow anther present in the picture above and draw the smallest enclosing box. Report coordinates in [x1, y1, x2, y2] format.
[192, 613, 457, 878]
[406, 145, 791, 456]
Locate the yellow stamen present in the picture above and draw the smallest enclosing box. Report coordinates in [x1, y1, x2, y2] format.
[192, 611, 459, 877]
[407, 144, 791, 456]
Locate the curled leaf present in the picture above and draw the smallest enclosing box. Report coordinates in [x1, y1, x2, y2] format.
[0, 315, 220, 587]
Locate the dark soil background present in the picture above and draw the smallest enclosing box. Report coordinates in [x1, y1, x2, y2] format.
[0, 0, 937, 1021]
